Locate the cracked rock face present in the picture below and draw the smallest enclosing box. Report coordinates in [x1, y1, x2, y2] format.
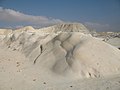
[0, 23, 120, 79]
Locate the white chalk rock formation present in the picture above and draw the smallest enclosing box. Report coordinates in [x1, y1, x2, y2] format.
[0, 23, 120, 79]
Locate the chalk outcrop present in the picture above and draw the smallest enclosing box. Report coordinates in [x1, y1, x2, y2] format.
[0, 23, 120, 79]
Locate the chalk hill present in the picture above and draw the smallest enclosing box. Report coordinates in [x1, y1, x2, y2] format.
[0, 23, 120, 79]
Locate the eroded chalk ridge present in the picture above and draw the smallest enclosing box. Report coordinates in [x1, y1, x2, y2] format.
[0, 23, 120, 79]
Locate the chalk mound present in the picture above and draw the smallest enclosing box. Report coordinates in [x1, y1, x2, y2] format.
[0, 23, 120, 79]
[15, 26, 35, 32]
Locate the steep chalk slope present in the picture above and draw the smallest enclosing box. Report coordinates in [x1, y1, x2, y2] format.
[0, 23, 120, 90]
[0, 23, 120, 79]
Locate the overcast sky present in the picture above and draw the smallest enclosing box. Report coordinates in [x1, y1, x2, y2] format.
[0, 0, 120, 31]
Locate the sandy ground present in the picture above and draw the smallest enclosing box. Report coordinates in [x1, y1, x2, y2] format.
[0, 42, 120, 90]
